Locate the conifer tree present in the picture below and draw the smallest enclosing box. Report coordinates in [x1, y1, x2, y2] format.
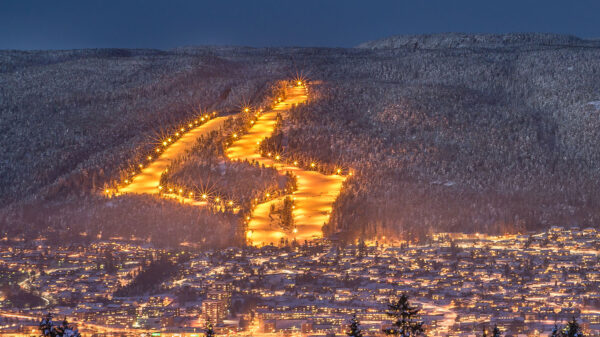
[383, 294, 424, 337]
[39, 314, 81, 337]
[347, 313, 364, 337]
[205, 321, 215, 337]
[562, 317, 583, 337]
[492, 325, 501, 337]
[551, 324, 560, 337]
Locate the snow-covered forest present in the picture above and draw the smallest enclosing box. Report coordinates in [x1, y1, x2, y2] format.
[1, 34, 600, 245]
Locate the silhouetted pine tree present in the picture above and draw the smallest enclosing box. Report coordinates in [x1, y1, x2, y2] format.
[562, 317, 584, 337]
[551, 324, 560, 337]
[39, 314, 81, 337]
[383, 294, 424, 337]
[347, 313, 364, 337]
[205, 321, 215, 337]
[492, 325, 501, 337]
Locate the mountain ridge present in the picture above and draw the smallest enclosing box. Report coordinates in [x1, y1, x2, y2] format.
[357, 32, 600, 49]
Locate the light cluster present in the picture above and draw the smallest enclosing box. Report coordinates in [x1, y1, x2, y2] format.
[104, 111, 218, 195]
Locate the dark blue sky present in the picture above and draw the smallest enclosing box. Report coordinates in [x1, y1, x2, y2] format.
[1, 0, 599, 50]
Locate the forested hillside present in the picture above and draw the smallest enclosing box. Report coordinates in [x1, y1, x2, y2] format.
[2, 34, 599, 244]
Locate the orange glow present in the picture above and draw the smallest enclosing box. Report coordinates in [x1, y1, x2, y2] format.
[225, 85, 346, 246]
[117, 116, 229, 198]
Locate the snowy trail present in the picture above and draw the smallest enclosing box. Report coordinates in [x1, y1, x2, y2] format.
[226, 85, 347, 246]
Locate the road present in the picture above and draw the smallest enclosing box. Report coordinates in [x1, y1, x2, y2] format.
[226, 85, 346, 246]
[0, 311, 149, 335]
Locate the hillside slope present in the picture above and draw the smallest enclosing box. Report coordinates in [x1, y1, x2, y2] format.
[2, 36, 600, 244]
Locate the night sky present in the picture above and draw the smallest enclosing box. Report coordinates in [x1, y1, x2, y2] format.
[1, 0, 599, 50]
